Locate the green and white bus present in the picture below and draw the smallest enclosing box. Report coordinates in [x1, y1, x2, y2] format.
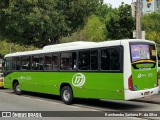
[3, 39, 159, 104]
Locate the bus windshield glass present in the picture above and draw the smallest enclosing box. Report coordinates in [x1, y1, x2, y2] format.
[130, 44, 156, 63]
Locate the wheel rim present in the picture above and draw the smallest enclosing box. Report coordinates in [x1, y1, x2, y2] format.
[63, 89, 70, 101]
[16, 85, 21, 92]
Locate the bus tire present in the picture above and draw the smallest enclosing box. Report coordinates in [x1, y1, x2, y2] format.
[60, 86, 73, 105]
[13, 82, 22, 95]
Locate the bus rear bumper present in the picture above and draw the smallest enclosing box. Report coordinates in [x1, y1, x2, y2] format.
[124, 87, 159, 100]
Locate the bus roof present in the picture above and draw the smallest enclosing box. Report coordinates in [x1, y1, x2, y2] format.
[4, 39, 155, 58]
[43, 41, 96, 50]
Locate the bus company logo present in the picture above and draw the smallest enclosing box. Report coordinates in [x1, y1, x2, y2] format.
[137, 74, 142, 78]
[137, 73, 146, 78]
[148, 73, 153, 77]
[72, 73, 86, 87]
[18, 76, 32, 80]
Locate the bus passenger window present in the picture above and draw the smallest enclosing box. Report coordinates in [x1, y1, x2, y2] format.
[101, 49, 110, 70]
[60, 52, 77, 71]
[44, 54, 52, 70]
[21, 57, 31, 70]
[31, 55, 40, 70]
[71, 52, 77, 70]
[5, 58, 11, 72]
[52, 54, 58, 71]
[39, 55, 44, 70]
[101, 47, 120, 71]
[60, 53, 70, 70]
[79, 51, 90, 70]
[110, 48, 120, 70]
[91, 50, 98, 70]
[12, 57, 20, 70]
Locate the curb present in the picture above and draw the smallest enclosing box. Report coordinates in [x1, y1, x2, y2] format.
[133, 99, 160, 104]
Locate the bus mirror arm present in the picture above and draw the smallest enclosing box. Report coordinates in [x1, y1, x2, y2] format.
[2, 61, 5, 67]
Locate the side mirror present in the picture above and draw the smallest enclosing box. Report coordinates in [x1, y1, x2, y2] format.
[2, 61, 5, 67]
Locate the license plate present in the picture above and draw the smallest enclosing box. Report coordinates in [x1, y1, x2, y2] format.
[144, 91, 150, 96]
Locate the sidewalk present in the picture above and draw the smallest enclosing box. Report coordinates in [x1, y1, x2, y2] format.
[134, 91, 160, 104]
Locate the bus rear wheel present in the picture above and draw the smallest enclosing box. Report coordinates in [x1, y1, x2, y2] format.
[60, 86, 73, 105]
[13, 82, 22, 95]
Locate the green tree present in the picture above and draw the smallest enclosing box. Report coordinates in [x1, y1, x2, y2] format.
[0, 39, 37, 56]
[0, 0, 99, 48]
[105, 3, 135, 40]
[94, 3, 113, 22]
[56, 0, 99, 32]
[60, 15, 105, 43]
[142, 11, 160, 50]
[84, 15, 105, 42]
[0, 0, 66, 47]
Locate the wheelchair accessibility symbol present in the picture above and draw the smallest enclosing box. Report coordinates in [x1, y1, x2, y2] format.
[72, 73, 86, 87]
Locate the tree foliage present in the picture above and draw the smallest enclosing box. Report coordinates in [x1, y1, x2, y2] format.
[142, 11, 160, 50]
[94, 3, 112, 22]
[0, 0, 99, 48]
[60, 3, 135, 43]
[60, 15, 105, 43]
[105, 3, 135, 40]
[83, 15, 105, 42]
[56, 0, 99, 31]
[0, 39, 37, 56]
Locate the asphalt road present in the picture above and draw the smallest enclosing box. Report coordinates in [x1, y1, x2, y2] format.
[0, 88, 160, 120]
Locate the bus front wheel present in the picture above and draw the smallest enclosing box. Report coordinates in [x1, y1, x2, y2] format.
[60, 86, 73, 105]
[13, 82, 22, 95]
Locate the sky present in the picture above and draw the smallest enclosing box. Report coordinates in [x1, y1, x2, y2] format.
[104, 0, 133, 8]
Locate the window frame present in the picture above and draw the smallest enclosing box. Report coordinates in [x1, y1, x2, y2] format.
[11, 57, 21, 71]
[78, 48, 99, 72]
[44, 53, 53, 71]
[4, 45, 123, 73]
[31, 54, 44, 71]
[59, 51, 77, 71]
[20, 55, 31, 71]
[100, 46, 123, 73]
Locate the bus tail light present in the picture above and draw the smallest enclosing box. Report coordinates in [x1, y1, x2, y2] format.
[128, 75, 133, 91]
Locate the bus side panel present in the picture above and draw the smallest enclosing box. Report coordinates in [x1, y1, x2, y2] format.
[72, 73, 124, 100]
[4, 74, 13, 89]
[4, 72, 124, 100]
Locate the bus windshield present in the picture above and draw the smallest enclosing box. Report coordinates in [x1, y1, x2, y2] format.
[130, 44, 156, 63]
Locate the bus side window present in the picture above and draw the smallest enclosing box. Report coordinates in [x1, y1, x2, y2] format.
[101, 47, 120, 71]
[101, 49, 110, 70]
[79, 51, 90, 70]
[60, 53, 70, 70]
[39, 55, 44, 70]
[91, 50, 98, 70]
[12, 57, 20, 70]
[110, 48, 120, 70]
[60, 52, 77, 71]
[5, 58, 11, 72]
[21, 56, 31, 70]
[52, 53, 58, 71]
[44, 54, 52, 70]
[71, 52, 77, 70]
[32, 55, 41, 70]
